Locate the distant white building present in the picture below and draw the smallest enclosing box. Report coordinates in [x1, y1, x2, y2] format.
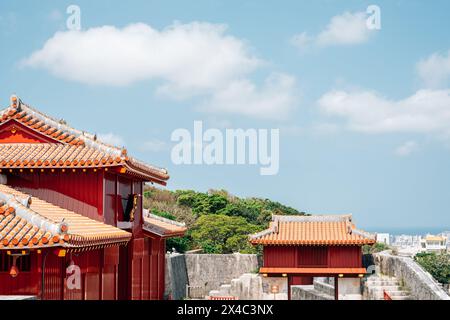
[438, 231, 450, 252]
[420, 235, 447, 253]
[376, 233, 390, 245]
[392, 234, 422, 248]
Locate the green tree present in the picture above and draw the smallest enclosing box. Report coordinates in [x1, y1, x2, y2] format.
[176, 191, 228, 216]
[259, 198, 303, 216]
[217, 200, 261, 224]
[190, 214, 261, 254]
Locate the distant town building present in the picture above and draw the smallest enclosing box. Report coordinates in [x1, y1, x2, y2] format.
[376, 233, 390, 245]
[420, 235, 447, 253]
[438, 231, 450, 252]
[392, 234, 422, 248]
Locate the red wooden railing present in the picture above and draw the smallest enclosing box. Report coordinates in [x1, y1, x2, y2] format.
[383, 290, 392, 300]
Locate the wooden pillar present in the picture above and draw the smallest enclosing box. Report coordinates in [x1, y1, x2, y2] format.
[334, 276, 339, 300]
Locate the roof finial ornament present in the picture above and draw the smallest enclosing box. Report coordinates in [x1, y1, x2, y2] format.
[10, 94, 20, 110]
[121, 148, 128, 157]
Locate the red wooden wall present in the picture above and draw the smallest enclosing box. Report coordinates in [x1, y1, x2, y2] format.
[0, 252, 40, 295]
[43, 252, 65, 300]
[328, 246, 362, 268]
[119, 237, 166, 300]
[264, 245, 363, 299]
[102, 246, 120, 300]
[263, 245, 363, 268]
[0, 247, 122, 299]
[42, 247, 120, 300]
[7, 171, 104, 221]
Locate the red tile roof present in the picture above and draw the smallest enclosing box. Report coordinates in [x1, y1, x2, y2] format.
[0, 96, 169, 184]
[0, 184, 131, 250]
[249, 215, 376, 246]
[143, 209, 187, 238]
[0, 143, 169, 183]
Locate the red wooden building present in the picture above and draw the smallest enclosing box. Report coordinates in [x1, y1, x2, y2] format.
[0, 95, 186, 300]
[249, 214, 376, 299]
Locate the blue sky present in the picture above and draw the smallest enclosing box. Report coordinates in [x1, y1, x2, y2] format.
[1, 0, 450, 231]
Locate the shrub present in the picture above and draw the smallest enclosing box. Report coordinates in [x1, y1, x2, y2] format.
[414, 252, 450, 284]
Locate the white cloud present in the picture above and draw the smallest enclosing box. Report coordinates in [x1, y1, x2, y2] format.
[22, 22, 299, 120]
[318, 89, 450, 136]
[22, 22, 261, 90]
[97, 133, 125, 147]
[139, 139, 168, 152]
[200, 73, 297, 120]
[395, 141, 418, 157]
[417, 50, 450, 88]
[317, 12, 370, 46]
[291, 11, 373, 50]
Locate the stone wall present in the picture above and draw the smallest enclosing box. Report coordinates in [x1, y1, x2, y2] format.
[185, 253, 260, 296]
[165, 253, 189, 300]
[373, 251, 450, 300]
[313, 280, 334, 296]
[291, 286, 333, 300]
[165, 253, 260, 299]
[209, 274, 288, 300]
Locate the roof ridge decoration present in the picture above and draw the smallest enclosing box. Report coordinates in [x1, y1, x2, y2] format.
[142, 209, 187, 238]
[0, 190, 68, 236]
[248, 226, 276, 241]
[143, 209, 186, 228]
[352, 228, 376, 240]
[271, 214, 353, 223]
[1, 95, 169, 183]
[8, 95, 123, 155]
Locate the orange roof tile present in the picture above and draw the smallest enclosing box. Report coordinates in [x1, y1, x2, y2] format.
[0, 143, 168, 183]
[259, 267, 368, 276]
[143, 209, 187, 238]
[0, 184, 131, 250]
[0, 96, 169, 184]
[249, 215, 376, 246]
